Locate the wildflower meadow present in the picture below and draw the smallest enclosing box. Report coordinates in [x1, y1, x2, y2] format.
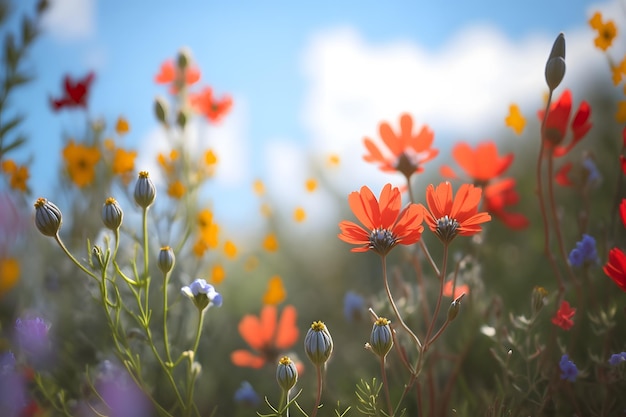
[2, 2, 626, 417]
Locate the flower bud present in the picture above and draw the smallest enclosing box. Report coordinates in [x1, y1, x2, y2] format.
[304, 321, 333, 367]
[134, 171, 156, 209]
[369, 317, 393, 358]
[158, 246, 175, 273]
[176, 110, 188, 129]
[545, 33, 566, 91]
[102, 197, 123, 230]
[154, 96, 168, 124]
[33, 197, 62, 237]
[447, 293, 465, 322]
[531, 286, 548, 314]
[177, 47, 192, 71]
[276, 356, 298, 392]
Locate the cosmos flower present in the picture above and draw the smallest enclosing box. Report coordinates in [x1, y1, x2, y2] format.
[603, 248, 626, 292]
[338, 183, 423, 255]
[189, 87, 233, 123]
[483, 178, 529, 230]
[440, 141, 514, 185]
[589, 11, 617, 51]
[62, 140, 101, 187]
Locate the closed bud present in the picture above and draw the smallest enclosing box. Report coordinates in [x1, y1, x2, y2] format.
[369, 317, 393, 358]
[154, 96, 168, 124]
[276, 356, 298, 392]
[177, 47, 192, 70]
[176, 110, 188, 129]
[531, 286, 548, 314]
[304, 321, 333, 367]
[447, 293, 465, 322]
[33, 197, 62, 237]
[545, 33, 566, 91]
[134, 171, 156, 209]
[102, 197, 123, 230]
[158, 246, 175, 273]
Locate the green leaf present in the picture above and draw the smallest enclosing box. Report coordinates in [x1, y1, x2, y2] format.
[0, 134, 26, 154]
[0, 114, 24, 138]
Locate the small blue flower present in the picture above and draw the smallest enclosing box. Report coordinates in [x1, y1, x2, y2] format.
[609, 351, 626, 366]
[234, 381, 260, 407]
[568, 234, 598, 267]
[559, 354, 578, 382]
[181, 279, 223, 311]
[343, 291, 365, 323]
[582, 155, 601, 186]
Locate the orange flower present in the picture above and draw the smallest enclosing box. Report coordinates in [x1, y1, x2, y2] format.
[62, 140, 101, 187]
[154, 59, 200, 90]
[589, 12, 617, 51]
[111, 148, 136, 176]
[505, 104, 526, 135]
[231, 305, 299, 368]
[0, 257, 20, 297]
[363, 113, 438, 178]
[190, 87, 233, 123]
[1, 160, 29, 192]
[443, 280, 468, 299]
[338, 183, 424, 255]
[420, 182, 491, 243]
[439, 141, 513, 185]
[483, 178, 529, 230]
[263, 276, 286, 305]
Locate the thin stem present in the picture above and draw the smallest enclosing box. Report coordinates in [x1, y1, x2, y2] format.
[142, 206, 149, 280]
[311, 365, 323, 417]
[54, 234, 98, 281]
[163, 270, 172, 364]
[191, 309, 205, 355]
[380, 356, 393, 417]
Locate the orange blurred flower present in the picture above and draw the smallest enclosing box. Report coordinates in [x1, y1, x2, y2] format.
[338, 183, 423, 255]
[231, 305, 299, 368]
[62, 140, 101, 187]
[167, 180, 186, 199]
[115, 116, 130, 135]
[190, 87, 233, 123]
[1, 160, 29, 192]
[505, 104, 526, 135]
[111, 148, 136, 177]
[443, 280, 468, 299]
[263, 276, 286, 305]
[589, 12, 617, 51]
[420, 182, 491, 243]
[0, 256, 20, 297]
[483, 178, 529, 230]
[538, 89, 592, 157]
[154, 59, 200, 90]
[440, 141, 513, 186]
[363, 113, 438, 178]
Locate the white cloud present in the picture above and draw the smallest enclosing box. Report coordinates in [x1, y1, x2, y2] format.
[41, 0, 95, 41]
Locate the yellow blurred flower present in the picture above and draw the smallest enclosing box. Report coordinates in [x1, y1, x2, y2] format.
[305, 178, 317, 192]
[62, 140, 101, 187]
[103, 138, 116, 151]
[0, 257, 20, 297]
[327, 153, 340, 166]
[263, 233, 279, 252]
[157, 150, 179, 175]
[2, 160, 29, 192]
[224, 240, 238, 259]
[263, 275, 286, 305]
[112, 148, 137, 175]
[612, 56, 626, 85]
[192, 239, 208, 258]
[589, 11, 617, 51]
[205, 149, 218, 166]
[167, 180, 186, 199]
[115, 116, 130, 135]
[197, 209, 219, 249]
[293, 207, 306, 222]
[253, 179, 265, 196]
[211, 263, 225, 284]
[505, 104, 526, 135]
[616, 101, 626, 123]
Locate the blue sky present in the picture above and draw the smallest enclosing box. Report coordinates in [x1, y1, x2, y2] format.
[4, 0, 617, 234]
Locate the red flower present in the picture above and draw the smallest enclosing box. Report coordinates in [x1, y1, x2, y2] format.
[552, 300, 576, 330]
[440, 141, 513, 185]
[604, 248, 626, 292]
[155, 59, 200, 90]
[231, 305, 299, 368]
[50, 72, 94, 111]
[419, 182, 491, 243]
[363, 113, 438, 178]
[483, 178, 529, 230]
[621, 199, 626, 228]
[537, 89, 592, 157]
[443, 280, 469, 298]
[554, 162, 574, 186]
[338, 183, 424, 255]
[190, 87, 233, 123]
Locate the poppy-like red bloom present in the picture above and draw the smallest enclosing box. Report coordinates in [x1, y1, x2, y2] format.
[620, 198, 626, 228]
[604, 248, 626, 292]
[551, 300, 576, 330]
[443, 280, 469, 298]
[419, 182, 491, 243]
[440, 141, 514, 185]
[363, 113, 438, 178]
[231, 305, 299, 368]
[554, 162, 574, 187]
[154, 59, 200, 88]
[338, 183, 424, 255]
[190, 87, 233, 123]
[483, 178, 529, 230]
[537, 89, 592, 157]
[50, 72, 94, 111]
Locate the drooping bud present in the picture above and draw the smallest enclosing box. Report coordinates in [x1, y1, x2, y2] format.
[369, 317, 393, 358]
[158, 246, 175, 274]
[304, 321, 333, 367]
[545, 33, 566, 91]
[447, 293, 466, 322]
[276, 356, 298, 392]
[134, 171, 156, 209]
[33, 198, 62, 237]
[102, 197, 123, 230]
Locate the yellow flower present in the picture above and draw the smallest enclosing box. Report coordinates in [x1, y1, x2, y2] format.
[589, 12, 617, 51]
[616, 101, 626, 123]
[211, 263, 225, 284]
[305, 178, 317, 193]
[612, 56, 626, 85]
[293, 207, 306, 222]
[253, 179, 265, 196]
[505, 104, 526, 135]
[327, 153, 340, 166]
[197, 209, 219, 248]
[2, 160, 29, 192]
[263, 275, 286, 305]
[263, 233, 279, 252]
[112, 148, 136, 175]
[192, 239, 208, 258]
[224, 240, 238, 259]
[157, 150, 179, 175]
[62, 140, 101, 187]
[205, 149, 218, 166]
[0, 257, 20, 297]
[116, 116, 130, 135]
[1, 159, 16, 173]
[167, 180, 186, 199]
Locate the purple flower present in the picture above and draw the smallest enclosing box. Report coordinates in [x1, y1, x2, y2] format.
[343, 291, 365, 323]
[234, 381, 260, 407]
[181, 279, 222, 311]
[559, 354, 578, 382]
[0, 351, 27, 417]
[95, 360, 152, 417]
[14, 317, 50, 363]
[568, 234, 598, 268]
[609, 351, 626, 366]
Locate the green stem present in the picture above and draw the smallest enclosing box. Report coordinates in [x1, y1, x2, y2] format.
[380, 356, 393, 417]
[163, 270, 172, 364]
[311, 365, 323, 417]
[54, 234, 98, 281]
[191, 309, 205, 355]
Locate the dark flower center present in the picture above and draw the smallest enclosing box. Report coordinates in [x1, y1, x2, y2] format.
[435, 215, 460, 243]
[543, 127, 564, 147]
[369, 228, 398, 255]
[395, 153, 419, 179]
